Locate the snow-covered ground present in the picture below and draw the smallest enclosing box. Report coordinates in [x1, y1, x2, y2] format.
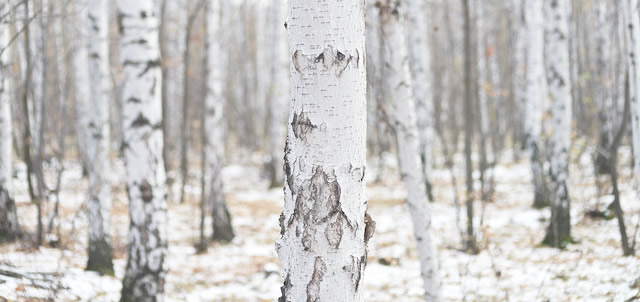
[1, 148, 640, 301]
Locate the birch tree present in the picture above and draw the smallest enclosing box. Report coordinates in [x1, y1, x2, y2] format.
[275, 0, 374, 300]
[378, 0, 441, 299]
[406, 0, 434, 202]
[624, 0, 640, 196]
[75, 0, 114, 274]
[594, 2, 615, 175]
[524, 0, 549, 208]
[204, 0, 234, 243]
[0, 2, 21, 241]
[117, 0, 168, 299]
[543, 0, 573, 248]
[265, 0, 288, 187]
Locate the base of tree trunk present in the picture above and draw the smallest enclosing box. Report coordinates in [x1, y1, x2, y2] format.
[0, 189, 22, 242]
[532, 190, 550, 209]
[86, 238, 114, 276]
[541, 229, 574, 249]
[212, 207, 234, 243]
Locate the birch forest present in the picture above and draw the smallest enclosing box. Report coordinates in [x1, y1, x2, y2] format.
[2, 0, 640, 301]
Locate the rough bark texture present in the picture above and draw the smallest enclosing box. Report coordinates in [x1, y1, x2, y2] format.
[524, 0, 549, 208]
[275, 0, 372, 301]
[117, 1, 168, 300]
[378, 1, 441, 299]
[406, 0, 434, 202]
[78, 0, 114, 275]
[205, 0, 234, 243]
[266, 0, 289, 188]
[543, 0, 573, 248]
[0, 4, 21, 241]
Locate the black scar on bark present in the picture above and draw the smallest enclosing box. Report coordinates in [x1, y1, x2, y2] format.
[127, 97, 142, 103]
[279, 273, 293, 302]
[140, 180, 153, 203]
[364, 212, 375, 245]
[131, 113, 151, 128]
[138, 59, 162, 77]
[306, 257, 326, 302]
[140, 11, 147, 19]
[291, 110, 317, 140]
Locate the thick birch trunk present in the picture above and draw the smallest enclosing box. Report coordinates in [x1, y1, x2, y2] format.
[543, 0, 573, 248]
[117, 1, 168, 299]
[406, 0, 434, 202]
[275, 0, 373, 300]
[77, 0, 114, 274]
[266, 0, 288, 187]
[0, 3, 21, 241]
[378, 1, 441, 300]
[205, 0, 234, 243]
[524, 0, 549, 208]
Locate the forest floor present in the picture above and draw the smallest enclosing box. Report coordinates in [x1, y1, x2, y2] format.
[1, 147, 640, 301]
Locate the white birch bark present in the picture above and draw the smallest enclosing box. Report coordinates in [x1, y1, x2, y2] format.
[117, 0, 168, 299]
[205, 0, 234, 243]
[524, 0, 548, 208]
[275, 0, 373, 300]
[624, 0, 640, 195]
[76, 0, 114, 274]
[512, 0, 527, 152]
[266, 0, 289, 187]
[406, 0, 434, 201]
[594, 2, 615, 174]
[543, 0, 572, 247]
[378, 1, 441, 299]
[0, 1, 21, 240]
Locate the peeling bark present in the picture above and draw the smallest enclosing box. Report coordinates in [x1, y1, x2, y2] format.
[276, 1, 371, 301]
[117, 1, 168, 300]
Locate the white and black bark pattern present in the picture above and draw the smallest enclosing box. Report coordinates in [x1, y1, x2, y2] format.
[78, 0, 114, 274]
[266, 0, 289, 187]
[524, 0, 549, 208]
[117, 1, 168, 300]
[378, 1, 441, 300]
[0, 2, 21, 241]
[624, 0, 640, 195]
[543, 0, 572, 248]
[275, 0, 373, 301]
[406, 0, 434, 202]
[205, 0, 233, 243]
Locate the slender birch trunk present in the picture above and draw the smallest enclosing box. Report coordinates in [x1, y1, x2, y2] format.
[117, 1, 168, 299]
[543, 0, 573, 248]
[462, 0, 478, 254]
[406, 0, 434, 202]
[378, 1, 441, 299]
[205, 0, 234, 243]
[76, 0, 114, 274]
[265, 0, 288, 188]
[625, 0, 640, 196]
[524, 0, 549, 208]
[0, 1, 21, 241]
[275, 0, 373, 300]
[594, 2, 614, 175]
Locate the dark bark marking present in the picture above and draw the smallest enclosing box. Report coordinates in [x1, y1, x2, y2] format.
[131, 113, 151, 128]
[291, 110, 317, 140]
[306, 257, 326, 302]
[278, 273, 292, 302]
[325, 213, 343, 248]
[364, 212, 375, 244]
[140, 180, 153, 203]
